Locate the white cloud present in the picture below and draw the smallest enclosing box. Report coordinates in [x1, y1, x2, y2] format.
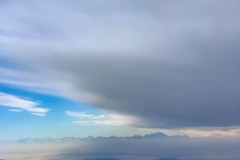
[9, 109, 22, 112]
[30, 113, 46, 117]
[66, 111, 133, 126]
[0, 92, 49, 116]
[66, 111, 106, 119]
[72, 120, 126, 126]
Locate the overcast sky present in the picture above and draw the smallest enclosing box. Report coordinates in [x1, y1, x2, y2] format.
[1, 0, 240, 140]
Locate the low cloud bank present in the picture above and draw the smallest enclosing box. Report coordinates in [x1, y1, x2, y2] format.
[1, 136, 240, 160]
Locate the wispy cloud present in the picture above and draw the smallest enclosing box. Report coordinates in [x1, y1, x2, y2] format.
[0, 92, 49, 116]
[66, 111, 131, 126]
[66, 111, 106, 119]
[30, 113, 46, 117]
[9, 109, 22, 112]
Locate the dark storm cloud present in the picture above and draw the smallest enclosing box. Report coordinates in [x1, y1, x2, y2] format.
[1, 0, 240, 128]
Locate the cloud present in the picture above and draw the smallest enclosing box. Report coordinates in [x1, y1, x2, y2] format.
[66, 111, 132, 126]
[1, 136, 240, 160]
[0, 92, 49, 116]
[66, 111, 106, 119]
[1, 0, 240, 128]
[176, 129, 240, 137]
[30, 113, 46, 117]
[9, 109, 22, 112]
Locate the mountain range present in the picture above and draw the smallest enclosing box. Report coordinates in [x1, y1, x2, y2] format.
[17, 132, 188, 143]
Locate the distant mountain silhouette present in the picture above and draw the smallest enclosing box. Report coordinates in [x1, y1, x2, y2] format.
[85, 158, 120, 160]
[159, 158, 182, 160]
[143, 132, 168, 138]
[17, 132, 188, 143]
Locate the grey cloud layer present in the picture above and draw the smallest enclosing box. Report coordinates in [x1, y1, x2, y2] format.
[1, 0, 240, 128]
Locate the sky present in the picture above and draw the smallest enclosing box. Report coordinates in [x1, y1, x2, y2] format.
[1, 0, 240, 141]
